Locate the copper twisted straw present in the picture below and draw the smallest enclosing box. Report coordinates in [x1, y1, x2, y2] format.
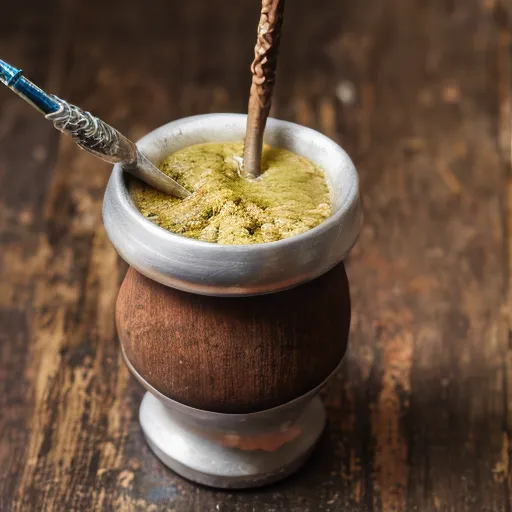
[243, 0, 285, 179]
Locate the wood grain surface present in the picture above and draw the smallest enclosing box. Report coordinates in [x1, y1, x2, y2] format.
[116, 266, 350, 414]
[0, 0, 511, 510]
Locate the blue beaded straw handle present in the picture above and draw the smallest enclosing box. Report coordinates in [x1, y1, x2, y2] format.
[0, 59, 60, 114]
[0, 59, 190, 198]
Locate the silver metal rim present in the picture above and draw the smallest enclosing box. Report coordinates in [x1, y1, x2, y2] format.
[103, 114, 362, 297]
[122, 345, 343, 419]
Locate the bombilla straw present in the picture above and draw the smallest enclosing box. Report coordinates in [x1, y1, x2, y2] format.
[0, 59, 190, 198]
[243, 0, 285, 179]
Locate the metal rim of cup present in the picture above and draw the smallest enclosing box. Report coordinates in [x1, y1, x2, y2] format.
[102, 113, 362, 296]
[122, 344, 343, 429]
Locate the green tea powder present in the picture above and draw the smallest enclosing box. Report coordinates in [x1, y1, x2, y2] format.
[130, 142, 331, 245]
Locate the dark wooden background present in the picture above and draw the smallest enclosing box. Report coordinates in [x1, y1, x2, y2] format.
[0, 0, 511, 510]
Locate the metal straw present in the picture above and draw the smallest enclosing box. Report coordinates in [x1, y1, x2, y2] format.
[243, 0, 285, 179]
[0, 59, 190, 198]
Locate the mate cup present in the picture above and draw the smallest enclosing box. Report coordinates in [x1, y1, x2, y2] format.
[102, 113, 362, 488]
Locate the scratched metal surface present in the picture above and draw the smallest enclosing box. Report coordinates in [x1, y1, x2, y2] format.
[0, 0, 511, 510]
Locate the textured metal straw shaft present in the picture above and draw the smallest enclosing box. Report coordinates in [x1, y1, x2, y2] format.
[0, 59, 190, 198]
[243, 0, 285, 179]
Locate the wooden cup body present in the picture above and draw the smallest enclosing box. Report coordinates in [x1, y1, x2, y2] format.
[116, 264, 351, 414]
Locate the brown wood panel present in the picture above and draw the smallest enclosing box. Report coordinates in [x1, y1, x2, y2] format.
[0, 0, 510, 510]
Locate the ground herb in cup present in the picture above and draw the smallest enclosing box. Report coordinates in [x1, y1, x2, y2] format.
[130, 141, 331, 245]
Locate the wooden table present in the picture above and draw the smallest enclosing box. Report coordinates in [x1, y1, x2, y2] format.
[1, 1, 511, 510]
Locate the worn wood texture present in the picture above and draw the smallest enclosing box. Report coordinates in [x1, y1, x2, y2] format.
[116, 266, 350, 414]
[0, 0, 510, 510]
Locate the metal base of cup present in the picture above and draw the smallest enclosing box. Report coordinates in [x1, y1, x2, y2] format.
[139, 392, 326, 489]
